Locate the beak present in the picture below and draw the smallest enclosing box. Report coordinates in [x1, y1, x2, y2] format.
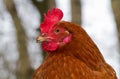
[36, 35, 48, 43]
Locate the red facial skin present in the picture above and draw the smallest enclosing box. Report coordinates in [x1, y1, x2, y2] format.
[41, 25, 71, 52]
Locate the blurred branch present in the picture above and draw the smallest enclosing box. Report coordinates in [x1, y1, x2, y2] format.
[48, 0, 56, 9]
[112, 0, 120, 55]
[112, 0, 120, 43]
[3, 0, 33, 79]
[32, 0, 49, 22]
[71, 0, 81, 24]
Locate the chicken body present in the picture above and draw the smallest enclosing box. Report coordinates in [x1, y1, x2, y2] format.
[33, 53, 116, 79]
[33, 21, 117, 79]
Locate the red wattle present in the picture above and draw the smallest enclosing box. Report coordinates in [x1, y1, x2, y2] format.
[42, 42, 58, 52]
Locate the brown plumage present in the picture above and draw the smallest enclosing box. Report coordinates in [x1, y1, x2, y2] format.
[33, 21, 117, 79]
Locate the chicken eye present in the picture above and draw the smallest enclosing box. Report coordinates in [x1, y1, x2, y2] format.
[54, 29, 60, 34]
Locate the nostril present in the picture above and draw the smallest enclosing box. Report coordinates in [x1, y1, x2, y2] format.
[42, 33, 47, 36]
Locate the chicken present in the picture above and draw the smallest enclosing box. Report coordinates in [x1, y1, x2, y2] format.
[33, 8, 117, 79]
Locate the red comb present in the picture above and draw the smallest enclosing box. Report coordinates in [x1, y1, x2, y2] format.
[40, 8, 63, 33]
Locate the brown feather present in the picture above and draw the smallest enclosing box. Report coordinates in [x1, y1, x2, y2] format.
[33, 21, 117, 79]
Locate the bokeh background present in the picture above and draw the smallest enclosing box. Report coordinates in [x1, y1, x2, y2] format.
[0, 0, 120, 79]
